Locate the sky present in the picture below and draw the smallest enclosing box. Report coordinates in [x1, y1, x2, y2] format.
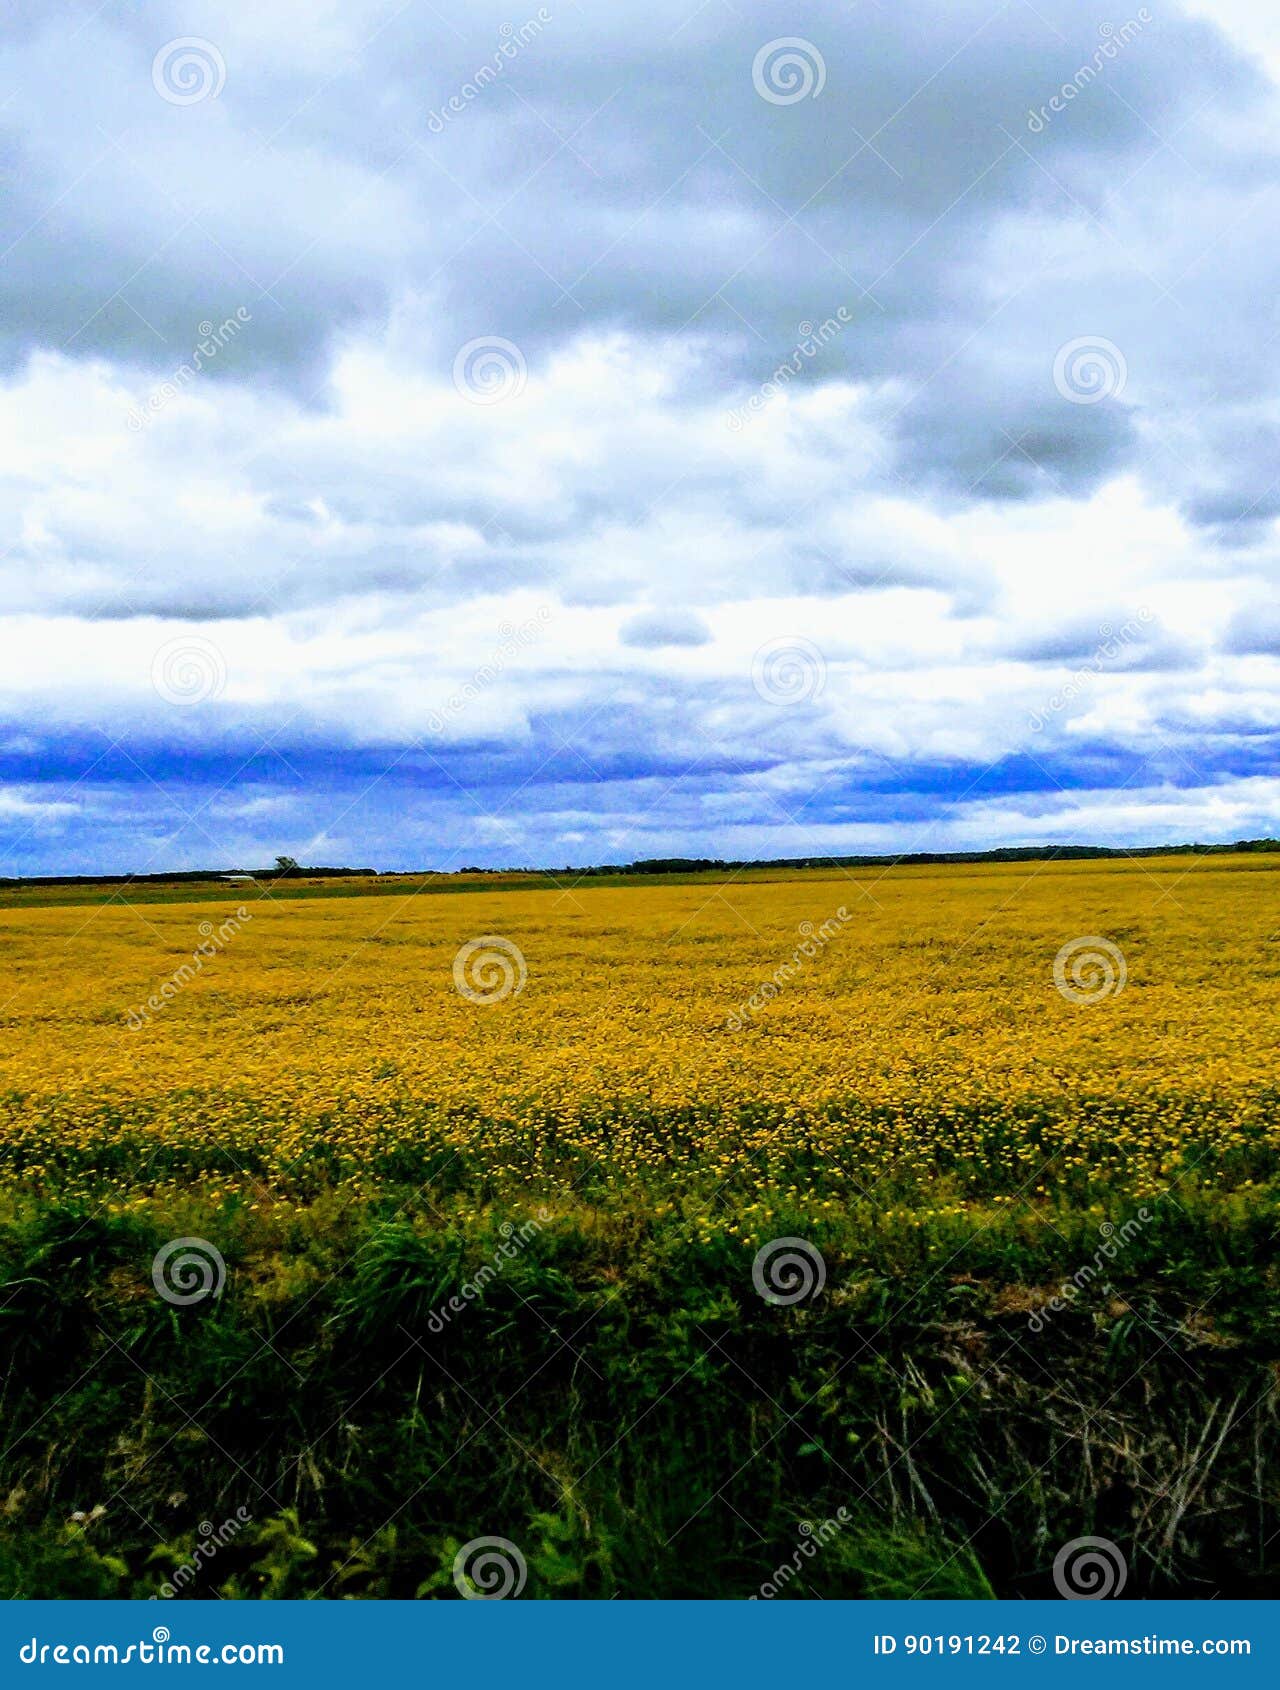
[3, 0, 1280, 875]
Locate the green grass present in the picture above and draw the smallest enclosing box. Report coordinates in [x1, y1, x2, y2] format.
[0, 1191, 1276, 1599]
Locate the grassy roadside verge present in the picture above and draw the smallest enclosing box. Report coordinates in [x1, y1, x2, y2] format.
[1, 1189, 1276, 1599]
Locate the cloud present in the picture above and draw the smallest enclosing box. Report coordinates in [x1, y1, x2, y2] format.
[1, 1, 1279, 870]
[619, 610, 712, 649]
[1222, 603, 1280, 655]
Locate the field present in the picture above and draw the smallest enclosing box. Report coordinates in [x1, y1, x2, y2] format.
[1, 855, 1277, 1598]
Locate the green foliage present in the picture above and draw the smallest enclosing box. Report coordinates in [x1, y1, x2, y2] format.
[0, 1192, 1277, 1599]
[0, 1520, 130, 1600]
[822, 1525, 995, 1600]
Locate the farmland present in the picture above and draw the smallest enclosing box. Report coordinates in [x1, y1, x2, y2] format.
[0, 854, 1277, 1598]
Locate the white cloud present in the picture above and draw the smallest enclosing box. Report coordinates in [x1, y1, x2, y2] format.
[1, 0, 1278, 872]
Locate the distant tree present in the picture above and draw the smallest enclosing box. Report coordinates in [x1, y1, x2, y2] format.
[274, 855, 300, 877]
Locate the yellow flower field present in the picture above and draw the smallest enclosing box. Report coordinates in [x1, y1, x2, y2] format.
[2, 853, 1277, 1225]
[2, 854, 1278, 1601]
